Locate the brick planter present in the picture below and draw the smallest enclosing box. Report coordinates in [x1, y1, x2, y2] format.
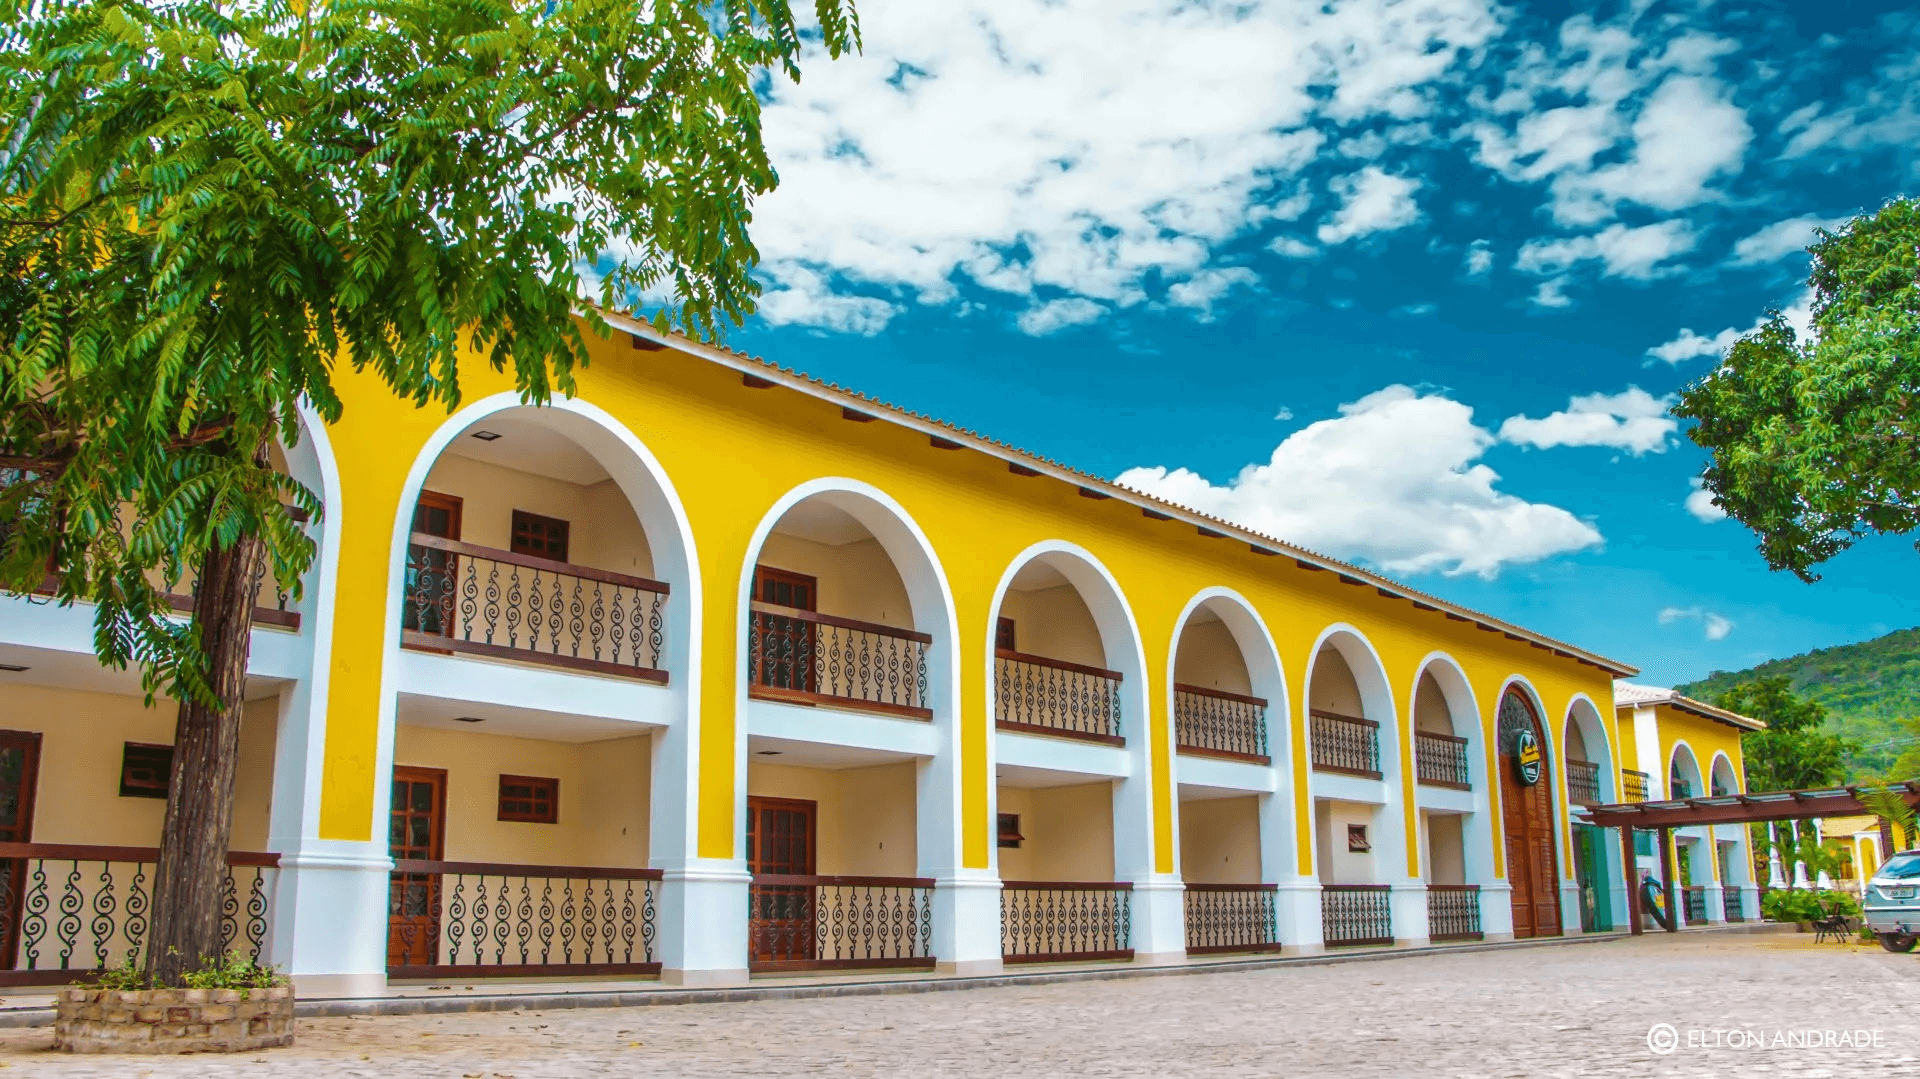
[54, 986, 295, 1054]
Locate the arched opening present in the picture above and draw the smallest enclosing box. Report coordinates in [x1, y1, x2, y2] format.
[1409, 660, 1487, 943]
[1562, 698, 1618, 932]
[1307, 634, 1400, 947]
[1707, 752, 1749, 922]
[1667, 744, 1711, 924]
[1498, 684, 1561, 939]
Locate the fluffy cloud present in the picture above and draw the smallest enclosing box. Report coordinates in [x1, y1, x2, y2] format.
[1498, 387, 1676, 455]
[1727, 214, 1847, 266]
[1685, 477, 1727, 522]
[1166, 267, 1260, 316]
[1016, 298, 1106, 336]
[1659, 605, 1734, 640]
[1462, 239, 1494, 276]
[1114, 385, 1602, 578]
[1646, 286, 1816, 364]
[1317, 167, 1423, 244]
[1516, 221, 1697, 281]
[1549, 77, 1751, 225]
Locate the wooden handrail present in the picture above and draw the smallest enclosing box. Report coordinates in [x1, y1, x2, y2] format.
[1416, 730, 1469, 746]
[0, 842, 279, 868]
[1183, 882, 1279, 892]
[1173, 683, 1267, 708]
[1000, 880, 1134, 890]
[995, 648, 1123, 682]
[1320, 883, 1392, 891]
[1427, 883, 1480, 891]
[390, 859, 663, 880]
[750, 873, 936, 888]
[748, 600, 933, 644]
[1310, 708, 1379, 728]
[409, 532, 670, 594]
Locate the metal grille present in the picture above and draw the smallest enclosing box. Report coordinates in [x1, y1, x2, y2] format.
[1173, 686, 1268, 760]
[1622, 769, 1650, 802]
[1001, 882, 1132, 962]
[402, 534, 668, 679]
[1427, 884, 1482, 941]
[748, 604, 932, 718]
[0, 844, 274, 982]
[995, 653, 1124, 743]
[1724, 891, 1746, 922]
[1184, 884, 1281, 954]
[1566, 759, 1601, 805]
[1684, 886, 1708, 924]
[1310, 710, 1381, 777]
[1320, 884, 1392, 947]
[386, 861, 661, 977]
[748, 875, 934, 971]
[1414, 731, 1471, 788]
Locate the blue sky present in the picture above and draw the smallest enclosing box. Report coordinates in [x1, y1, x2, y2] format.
[721, 0, 1920, 686]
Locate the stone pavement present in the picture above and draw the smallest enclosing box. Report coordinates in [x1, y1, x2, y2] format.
[4, 933, 1918, 1076]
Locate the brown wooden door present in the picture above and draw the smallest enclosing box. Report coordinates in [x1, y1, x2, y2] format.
[751, 566, 818, 693]
[405, 491, 463, 639]
[0, 731, 41, 968]
[1498, 692, 1562, 938]
[747, 796, 816, 963]
[387, 766, 446, 968]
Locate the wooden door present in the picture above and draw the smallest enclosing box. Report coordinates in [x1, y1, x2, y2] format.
[404, 491, 464, 638]
[387, 766, 446, 968]
[0, 731, 40, 968]
[1498, 691, 1561, 938]
[751, 566, 818, 693]
[747, 796, 817, 963]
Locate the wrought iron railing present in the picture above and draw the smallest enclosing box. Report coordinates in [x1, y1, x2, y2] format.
[995, 651, 1124, 745]
[1310, 710, 1381, 778]
[1001, 881, 1133, 962]
[1184, 883, 1281, 955]
[1174, 685, 1269, 762]
[26, 567, 300, 630]
[1413, 730, 1470, 789]
[1321, 884, 1392, 947]
[0, 843, 275, 985]
[1427, 884, 1482, 942]
[1566, 759, 1601, 805]
[747, 875, 935, 972]
[401, 533, 668, 682]
[1684, 885, 1707, 925]
[1670, 778, 1694, 800]
[747, 603, 932, 720]
[386, 860, 661, 978]
[1724, 890, 1747, 922]
[1622, 769, 1650, 803]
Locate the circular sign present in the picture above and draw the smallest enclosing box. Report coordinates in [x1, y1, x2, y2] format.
[1512, 728, 1543, 786]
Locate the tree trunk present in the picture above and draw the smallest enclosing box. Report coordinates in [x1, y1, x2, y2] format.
[146, 519, 270, 986]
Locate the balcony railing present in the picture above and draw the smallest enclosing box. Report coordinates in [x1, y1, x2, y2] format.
[1427, 884, 1482, 942]
[1622, 769, 1650, 803]
[1566, 759, 1601, 805]
[1174, 685, 1269, 763]
[747, 875, 935, 972]
[1321, 884, 1392, 947]
[1001, 881, 1132, 963]
[1184, 883, 1281, 955]
[1413, 730, 1470, 789]
[995, 651, 1124, 745]
[747, 603, 932, 720]
[1725, 891, 1747, 922]
[386, 860, 661, 978]
[401, 533, 668, 682]
[24, 568, 300, 630]
[1310, 710, 1381, 778]
[0, 843, 276, 986]
[1684, 885, 1708, 925]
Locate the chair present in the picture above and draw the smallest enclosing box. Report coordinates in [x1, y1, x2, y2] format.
[1811, 906, 1853, 944]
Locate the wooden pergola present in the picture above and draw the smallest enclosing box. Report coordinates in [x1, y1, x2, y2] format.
[1574, 781, 1920, 934]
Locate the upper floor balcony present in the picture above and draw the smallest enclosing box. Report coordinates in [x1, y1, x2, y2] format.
[992, 557, 1126, 747]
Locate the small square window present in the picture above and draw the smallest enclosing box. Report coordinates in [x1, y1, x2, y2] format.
[120, 743, 172, 799]
[1346, 824, 1370, 853]
[997, 813, 1024, 849]
[510, 511, 571, 563]
[498, 775, 559, 823]
[996, 617, 1017, 652]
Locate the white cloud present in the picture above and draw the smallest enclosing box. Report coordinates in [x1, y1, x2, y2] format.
[1463, 239, 1494, 276]
[755, 267, 902, 335]
[1317, 167, 1424, 244]
[1016, 297, 1106, 335]
[1274, 407, 1294, 421]
[1498, 386, 1675, 455]
[1685, 477, 1727, 522]
[1646, 286, 1817, 364]
[1706, 613, 1734, 641]
[1166, 267, 1259, 317]
[1114, 384, 1602, 578]
[1268, 236, 1319, 259]
[1530, 278, 1573, 308]
[1552, 76, 1751, 223]
[1727, 213, 1847, 266]
[1658, 605, 1734, 640]
[1516, 221, 1697, 281]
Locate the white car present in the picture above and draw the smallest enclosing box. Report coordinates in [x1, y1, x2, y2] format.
[1862, 849, 1920, 952]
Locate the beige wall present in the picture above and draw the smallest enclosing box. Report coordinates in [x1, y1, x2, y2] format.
[422, 454, 655, 578]
[392, 723, 651, 867]
[1564, 717, 1590, 761]
[1178, 796, 1261, 884]
[755, 533, 914, 629]
[1413, 672, 1453, 734]
[1173, 617, 1252, 694]
[1310, 649, 1364, 715]
[999, 584, 1104, 668]
[1424, 812, 1466, 885]
[746, 761, 917, 876]
[0, 683, 276, 850]
[996, 782, 1114, 881]
[1315, 800, 1378, 885]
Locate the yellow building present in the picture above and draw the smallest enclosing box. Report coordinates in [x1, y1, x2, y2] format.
[0, 314, 1671, 994]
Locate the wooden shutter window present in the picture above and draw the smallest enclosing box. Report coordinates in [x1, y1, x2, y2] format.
[996, 617, 1017, 652]
[510, 511, 571, 563]
[997, 813, 1024, 849]
[120, 743, 173, 799]
[498, 774, 559, 823]
[754, 565, 817, 611]
[413, 490, 464, 540]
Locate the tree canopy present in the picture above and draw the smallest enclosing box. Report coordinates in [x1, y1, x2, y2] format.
[1674, 197, 1920, 581]
[1715, 675, 1853, 792]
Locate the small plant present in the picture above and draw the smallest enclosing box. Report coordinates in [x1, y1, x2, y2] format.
[1761, 888, 1859, 923]
[80, 952, 284, 993]
[84, 956, 151, 992]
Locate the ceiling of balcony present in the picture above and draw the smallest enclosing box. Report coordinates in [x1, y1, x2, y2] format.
[446, 414, 612, 486]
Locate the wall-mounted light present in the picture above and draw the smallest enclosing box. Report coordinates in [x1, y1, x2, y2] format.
[468, 430, 503, 442]
[0, 663, 29, 672]
[755, 750, 781, 756]
[453, 715, 486, 723]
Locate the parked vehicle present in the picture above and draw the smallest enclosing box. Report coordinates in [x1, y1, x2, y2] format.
[1860, 850, 1920, 952]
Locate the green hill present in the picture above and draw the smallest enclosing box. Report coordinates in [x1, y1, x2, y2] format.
[1676, 627, 1920, 779]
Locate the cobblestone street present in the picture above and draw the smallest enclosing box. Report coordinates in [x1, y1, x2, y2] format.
[6, 933, 1918, 1077]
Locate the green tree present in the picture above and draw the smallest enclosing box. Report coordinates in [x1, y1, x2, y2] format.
[1715, 675, 1852, 792]
[0, 0, 856, 986]
[1674, 197, 1920, 580]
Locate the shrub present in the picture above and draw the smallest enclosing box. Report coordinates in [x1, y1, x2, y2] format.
[1761, 888, 1858, 922]
[83, 952, 285, 993]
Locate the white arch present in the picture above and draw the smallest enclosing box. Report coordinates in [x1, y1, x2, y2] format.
[1494, 675, 1578, 934]
[1409, 654, 1496, 894]
[1669, 740, 1705, 799]
[1302, 624, 1404, 884]
[1708, 751, 1739, 797]
[1563, 694, 1616, 802]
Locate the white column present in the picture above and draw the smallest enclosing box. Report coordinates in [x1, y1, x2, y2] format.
[1114, 774, 1185, 963]
[920, 744, 1001, 976]
[650, 715, 749, 986]
[1390, 881, 1430, 947]
[1259, 783, 1320, 954]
